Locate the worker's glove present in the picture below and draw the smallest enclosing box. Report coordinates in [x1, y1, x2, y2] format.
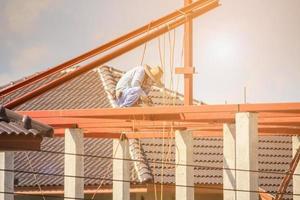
[116, 90, 122, 99]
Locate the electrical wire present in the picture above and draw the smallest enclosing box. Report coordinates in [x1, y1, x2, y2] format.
[6, 145, 300, 177]
[0, 191, 86, 200]
[1, 167, 297, 198]
[0, 173, 298, 197]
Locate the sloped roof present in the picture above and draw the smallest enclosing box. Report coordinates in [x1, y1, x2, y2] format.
[1, 65, 195, 110]
[2, 70, 111, 110]
[1, 66, 292, 199]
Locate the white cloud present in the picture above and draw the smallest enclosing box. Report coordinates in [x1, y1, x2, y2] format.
[10, 45, 49, 71]
[4, 0, 52, 33]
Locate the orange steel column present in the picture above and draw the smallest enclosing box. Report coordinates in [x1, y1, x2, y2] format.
[184, 0, 194, 105]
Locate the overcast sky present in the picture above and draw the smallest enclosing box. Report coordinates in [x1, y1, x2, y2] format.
[0, 0, 299, 104]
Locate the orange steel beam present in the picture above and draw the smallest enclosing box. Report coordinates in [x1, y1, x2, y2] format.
[259, 188, 275, 200]
[184, 0, 194, 105]
[0, 0, 211, 98]
[275, 145, 300, 200]
[53, 127, 300, 138]
[4, 1, 219, 109]
[54, 128, 122, 138]
[31, 117, 206, 128]
[259, 117, 300, 126]
[17, 102, 300, 138]
[19, 103, 300, 120]
[239, 103, 300, 113]
[34, 116, 300, 134]
[259, 112, 300, 118]
[29, 113, 300, 129]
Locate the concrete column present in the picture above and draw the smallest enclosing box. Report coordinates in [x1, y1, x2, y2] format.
[113, 138, 130, 200]
[0, 151, 14, 200]
[293, 136, 300, 200]
[64, 128, 84, 200]
[223, 123, 236, 200]
[235, 112, 258, 200]
[175, 130, 194, 200]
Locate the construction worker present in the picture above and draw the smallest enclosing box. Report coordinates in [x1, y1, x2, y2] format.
[115, 64, 163, 107]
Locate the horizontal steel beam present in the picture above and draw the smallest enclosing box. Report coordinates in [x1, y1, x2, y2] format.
[19, 102, 300, 119]
[53, 127, 300, 138]
[18, 102, 300, 138]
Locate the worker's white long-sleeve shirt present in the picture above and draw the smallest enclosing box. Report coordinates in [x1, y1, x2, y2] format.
[116, 66, 148, 93]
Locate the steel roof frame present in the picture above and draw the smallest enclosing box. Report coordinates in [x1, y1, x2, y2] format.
[18, 102, 300, 138]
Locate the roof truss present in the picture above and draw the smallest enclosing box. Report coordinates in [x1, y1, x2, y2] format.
[19, 102, 300, 138]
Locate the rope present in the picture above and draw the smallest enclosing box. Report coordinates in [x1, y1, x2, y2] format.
[152, 134, 159, 200]
[160, 121, 166, 200]
[24, 152, 46, 200]
[90, 132, 125, 200]
[133, 117, 145, 182]
[168, 28, 176, 93]
[140, 22, 152, 65]
[158, 24, 175, 199]
[168, 28, 177, 106]
[164, 123, 174, 178]
[157, 34, 166, 106]
[170, 22, 185, 106]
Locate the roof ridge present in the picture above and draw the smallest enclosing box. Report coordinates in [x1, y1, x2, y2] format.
[97, 66, 119, 108]
[128, 139, 154, 183]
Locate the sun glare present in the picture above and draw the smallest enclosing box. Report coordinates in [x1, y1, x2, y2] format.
[209, 35, 238, 61]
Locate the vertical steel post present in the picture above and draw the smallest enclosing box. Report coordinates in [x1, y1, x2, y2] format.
[184, 0, 194, 105]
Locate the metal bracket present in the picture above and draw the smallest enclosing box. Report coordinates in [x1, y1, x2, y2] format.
[175, 67, 195, 75]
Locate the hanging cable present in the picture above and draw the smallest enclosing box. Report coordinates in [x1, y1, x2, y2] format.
[160, 121, 166, 200]
[5, 143, 300, 177]
[5, 144, 298, 177]
[90, 132, 124, 200]
[140, 22, 152, 65]
[24, 152, 46, 200]
[1, 175, 298, 197]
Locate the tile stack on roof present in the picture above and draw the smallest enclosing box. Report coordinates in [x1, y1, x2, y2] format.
[0, 65, 293, 199]
[0, 105, 53, 151]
